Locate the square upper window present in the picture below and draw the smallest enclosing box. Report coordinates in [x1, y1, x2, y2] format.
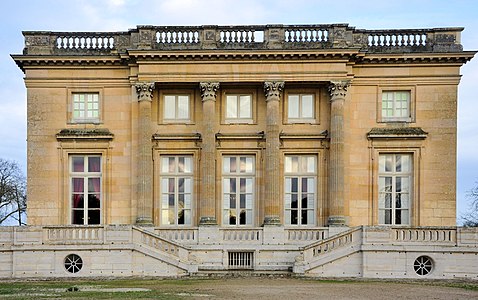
[72, 93, 100, 123]
[288, 94, 315, 122]
[381, 91, 411, 121]
[164, 95, 190, 122]
[226, 95, 252, 123]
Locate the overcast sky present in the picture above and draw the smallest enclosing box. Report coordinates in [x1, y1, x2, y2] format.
[1, 0, 477, 223]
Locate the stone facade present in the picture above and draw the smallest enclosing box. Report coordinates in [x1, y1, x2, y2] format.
[6, 24, 477, 279]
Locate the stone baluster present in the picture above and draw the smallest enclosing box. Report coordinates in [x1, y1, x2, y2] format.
[135, 82, 155, 225]
[263, 81, 285, 225]
[199, 82, 220, 225]
[327, 80, 351, 226]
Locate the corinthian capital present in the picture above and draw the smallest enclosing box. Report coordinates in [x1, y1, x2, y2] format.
[328, 80, 351, 101]
[264, 81, 285, 101]
[135, 82, 155, 102]
[199, 82, 220, 101]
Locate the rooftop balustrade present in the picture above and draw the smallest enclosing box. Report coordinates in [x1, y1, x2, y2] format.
[21, 24, 464, 55]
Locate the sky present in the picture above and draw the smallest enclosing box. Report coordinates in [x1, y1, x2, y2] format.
[0, 0, 477, 223]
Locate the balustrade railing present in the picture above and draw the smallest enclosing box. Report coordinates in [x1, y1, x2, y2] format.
[301, 227, 362, 260]
[56, 33, 116, 50]
[133, 227, 182, 257]
[221, 228, 263, 242]
[286, 228, 328, 242]
[393, 227, 457, 244]
[21, 25, 464, 55]
[44, 226, 104, 244]
[284, 26, 329, 43]
[155, 27, 200, 44]
[155, 228, 198, 244]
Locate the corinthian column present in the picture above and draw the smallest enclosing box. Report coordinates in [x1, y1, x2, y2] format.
[199, 82, 220, 225]
[135, 82, 155, 225]
[327, 80, 350, 226]
[263, 81, 285, 225]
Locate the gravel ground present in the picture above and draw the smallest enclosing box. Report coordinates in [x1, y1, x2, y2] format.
[169, 277, 478, 300]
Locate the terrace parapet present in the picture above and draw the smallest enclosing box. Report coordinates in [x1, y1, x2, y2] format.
[20, 24, 465, 55]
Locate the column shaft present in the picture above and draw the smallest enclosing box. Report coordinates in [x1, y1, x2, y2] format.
[199, 82, 219, 225]
[327, 80, 350, 226]
[135, 82, 155, 225]
[263, 81, 284, 225]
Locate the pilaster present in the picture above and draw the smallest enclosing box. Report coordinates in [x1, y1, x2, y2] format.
[134, 82, 155, 225]
[199, 82, 220, 225]
[263, 81, 285, 225]
[327, 80, 350, 226]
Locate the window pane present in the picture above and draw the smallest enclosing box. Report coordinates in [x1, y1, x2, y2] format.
[285, 156, 292, 173]
[307, 156, 315, 173]
[88, 157, 101, 172]
[88, 194, 101, 209]
[164, 96, 176, 119]
[301, 95, 314, 118]
[177, 96, 189, 119]
[239, 95, 251, 118]
[288, 95, 299, 118]
[88, 178, 101, 193]
[72, 157, 84, 172]
[72, 178, 84, 192]
[226, 96, 237, 118]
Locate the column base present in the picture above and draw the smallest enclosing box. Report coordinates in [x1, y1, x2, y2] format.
[135, 217, 154, 226]
[263, 216, 281, 226]
[199, 216, 217, 225]
[327, 215, 347, 227]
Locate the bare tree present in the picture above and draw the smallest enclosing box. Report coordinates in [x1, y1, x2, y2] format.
[0, 158, 27, 225]
[461, 182, 478, 227]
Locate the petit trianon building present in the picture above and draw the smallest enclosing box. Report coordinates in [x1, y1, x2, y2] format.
[3, 24, 477, 278]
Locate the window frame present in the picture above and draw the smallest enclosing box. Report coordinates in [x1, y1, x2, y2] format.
[284, 89, 320, 124]
[377, 153, 413, 226]
[69, 154, 103, 225]
[159, 155, 194, 226]
[158, 89, 195, 124]
[283, 154, 318, 226]
[378, 86, 415, 123]
[221, 155, 256, 226]
[221, 89, 257, 125]
[67, 88, 103, 124]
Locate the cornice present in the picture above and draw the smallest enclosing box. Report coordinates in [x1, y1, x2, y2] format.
[124, 49, 361, 62]
[357, 51, 476, 65]
[11, 54, 125, 72]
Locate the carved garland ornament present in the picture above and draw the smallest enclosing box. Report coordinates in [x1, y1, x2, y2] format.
[328, 80, 351, 101]
[264, 81, 285, 101]
[199, 82, 220, 101]
[135, 82, 155, 102]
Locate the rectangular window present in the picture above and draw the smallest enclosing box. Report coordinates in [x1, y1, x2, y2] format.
[284, 155, 316, 225]
[72, 93, 100, 123]
[160, 156, 193, 225]
[223, 156, 255, 226]
[288, 94, 315, 122]
[226, 95, 252, 123]
[164, 95, 190, 121]
[382, 91, 410, 121]
[378, 154, 412, 225]
[70, 155, 102, 224]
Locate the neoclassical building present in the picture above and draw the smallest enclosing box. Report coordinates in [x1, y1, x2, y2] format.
[3, 24, 477, 279]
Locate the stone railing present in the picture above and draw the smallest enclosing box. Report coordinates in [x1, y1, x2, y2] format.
[301, 227, 362, 259]
[392, 227, 457, 245]
[21, 24, 464, 55]
[133, 227, 184, 258]
[43, 226, 104, 244]
[220, 228, 263, 242]
[286, 228, 329, 242]
[154, 228, 198, 244]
